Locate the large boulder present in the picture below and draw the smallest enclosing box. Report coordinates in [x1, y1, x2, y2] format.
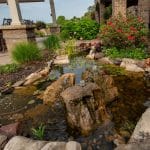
[61, 82, 109, 135]
[4, 136, 81, 150]
[130, 108, 150, 143]
[82, 71, 119, 104]
[43, 73, 75, 104]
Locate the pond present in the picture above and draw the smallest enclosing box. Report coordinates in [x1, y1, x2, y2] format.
[0, 56, 149, 150]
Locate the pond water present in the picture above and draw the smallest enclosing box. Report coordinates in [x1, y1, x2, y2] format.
[0, 56, 149, 150]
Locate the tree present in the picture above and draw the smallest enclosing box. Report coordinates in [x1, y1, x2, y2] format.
[56, 16, 66, 25]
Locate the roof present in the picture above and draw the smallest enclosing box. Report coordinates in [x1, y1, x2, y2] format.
[0, 0, 44, 3]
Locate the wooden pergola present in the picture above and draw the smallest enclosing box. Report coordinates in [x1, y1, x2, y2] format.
[0, 0, 57, 25]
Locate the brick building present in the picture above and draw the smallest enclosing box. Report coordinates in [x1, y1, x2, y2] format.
[95, 0, 150, 28]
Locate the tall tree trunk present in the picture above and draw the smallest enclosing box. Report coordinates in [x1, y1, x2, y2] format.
[50, 0, 57, 25]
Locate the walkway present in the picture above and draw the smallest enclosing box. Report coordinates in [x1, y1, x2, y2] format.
[0, 53, 12, 65]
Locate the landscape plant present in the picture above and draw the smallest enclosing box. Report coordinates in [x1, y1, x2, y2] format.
[43, 35, 60, 52]
[12, 42, 41, 64]
[60, 18, 99, 40]
[31, 124, 45, 140]
[0, 63, 20, 74]
[100, 15, 148, 59]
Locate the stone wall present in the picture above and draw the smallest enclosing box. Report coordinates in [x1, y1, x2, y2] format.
[138, 0, 150, 28]
[0, 25, 35, 54]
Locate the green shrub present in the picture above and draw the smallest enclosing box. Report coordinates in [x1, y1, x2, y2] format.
[35, 21, 46, 30]
[0, 63, 20, 74]
[100, 15, 148, 49]
[103, 5, 112, 20]
[12, 42, 41, 64]
[104, 47, 148, 60]
[43, 35, 60, 52]
[60, 18, 99, 40]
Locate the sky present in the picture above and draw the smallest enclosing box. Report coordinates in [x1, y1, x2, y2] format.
[0, 0, 94, 24]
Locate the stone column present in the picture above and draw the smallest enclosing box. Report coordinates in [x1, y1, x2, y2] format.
[138, 0, 150, 28]
[49, 0, 57, 25]
[7, 0, 22, 25]
[112, 0, 127, 17]
[0, 25, 35, 54]
[99, 1, 105, 23]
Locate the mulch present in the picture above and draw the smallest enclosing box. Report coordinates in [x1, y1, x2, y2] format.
[0, 51, 53, 92]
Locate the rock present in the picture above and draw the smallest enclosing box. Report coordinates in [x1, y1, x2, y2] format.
[43, 73, 75, 104]
[125, 64, 144, 72]
[120, 58, 144, 72]
[61, 82, 109, 135]
[113, 59, 122, 66]
[12, 80, 25, 88]
[28, 100, 35, 105]
[0, 134, 7, 149]
[115, 139, 150, 150]
[24, 72, 42, 86]
[98, 57, 113, 64]
[145, 58, 150, 67]
[4, 136, 47, 150]
[66, 141, 81, 150]
[94, 52, 104, 59]
[144, 71, 150, 88]
[41, 142, 66, 150]
[0, 122, 21, 137]
[130, 108, 150, 143]
[54, 55, 70, 65]
[3, 136, 81, 150]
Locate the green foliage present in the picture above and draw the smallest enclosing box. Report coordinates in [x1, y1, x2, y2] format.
[121, 121, 135, 134]
[65, 39, 77, 57]
[35, 30, 45, 37]
[0, 63, 20, 74]
[103, 5, 112, 20]
[43, 35, 60, 52]
[56, 16, 66, 26]
[104, 47, 148, 60]
[12, 42, 41, 64]
[100, 15, 148, 49]
[60, 18, 99, 40]
[35, 21, 46, 30]
[31, 124, 45, 140]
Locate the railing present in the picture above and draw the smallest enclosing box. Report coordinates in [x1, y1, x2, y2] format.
[2, 18, 34, 26]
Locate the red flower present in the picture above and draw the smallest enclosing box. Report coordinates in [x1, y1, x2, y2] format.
[130, 26, 137, 32]
[127, 36, 135, 41]
[117, 29, 123, 33]
[107, 21, 113, 26]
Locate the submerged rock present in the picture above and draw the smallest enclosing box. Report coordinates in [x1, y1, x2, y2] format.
[43, 73, 75, 104]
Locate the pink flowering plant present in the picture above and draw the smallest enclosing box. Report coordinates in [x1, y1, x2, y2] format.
[100, 15, 148, 49]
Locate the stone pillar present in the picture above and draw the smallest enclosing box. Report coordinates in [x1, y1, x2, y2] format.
[49, 0, 57, 25]
[0, 25, 35, 54]
[138, 0, 150, 28]
[112, 0, 127, 17]
[99, 2, 105, 23]
[7, 0, 22, 25]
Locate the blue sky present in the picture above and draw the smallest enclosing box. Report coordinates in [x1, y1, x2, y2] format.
[0, 0, 94, 24]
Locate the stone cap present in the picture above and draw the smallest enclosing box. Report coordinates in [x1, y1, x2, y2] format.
[0, 25, 35, 30]
[61, 82, 99, 101]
